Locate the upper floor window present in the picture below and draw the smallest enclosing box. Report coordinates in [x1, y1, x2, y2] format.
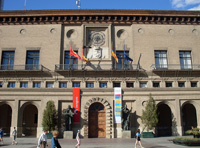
[26, 51, 40, 70]
[64, 51, 78, 70]
[20, 82, 28, 88]
[166, 82, 173, 88]
[116, 51, 130, 70]
[179, 51, 192, 69]
[126, 82, 134, 88]
[153, 82, 160, 88]
[178, 81, 185, 88]
[191, 81, 198, 87]
[59, 82, 67, 88]
[140, 82, 147, 88]
[154, 50, 167, 69]
[33, 82, 41, 88]
[73, 82, 80, 88]
[8, 82, 15, 88]
[46, 82, 54, 88]
[113, 82, 120, 88]
[1, 51, 15, 70]
[100, 82, 107, 88]
[0, 82, 3, 88]
[86, 82, 94, 88]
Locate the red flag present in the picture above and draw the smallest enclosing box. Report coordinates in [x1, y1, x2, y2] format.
[70, 46, 81, 60]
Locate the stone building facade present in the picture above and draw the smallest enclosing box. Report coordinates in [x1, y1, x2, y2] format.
[0, 9, 200, 138]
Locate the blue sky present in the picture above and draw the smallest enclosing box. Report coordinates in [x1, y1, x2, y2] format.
[3, 0, 200, 11]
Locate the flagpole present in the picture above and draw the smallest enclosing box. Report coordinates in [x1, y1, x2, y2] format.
[24, 0, 27, 10]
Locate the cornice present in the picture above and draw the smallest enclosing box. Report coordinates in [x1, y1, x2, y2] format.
[0, 9, 200, 25]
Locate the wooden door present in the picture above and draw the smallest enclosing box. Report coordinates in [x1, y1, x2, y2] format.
[89, 103, 105, 138]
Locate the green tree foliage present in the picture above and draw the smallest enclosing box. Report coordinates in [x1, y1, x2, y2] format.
[42, 101, 58, 132]
[141, 94, 158, 131]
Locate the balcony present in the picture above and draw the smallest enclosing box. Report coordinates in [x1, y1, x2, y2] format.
[0, 64, 51, 77]
[151, 64, 200, 77]
[55, 64, 140, 77]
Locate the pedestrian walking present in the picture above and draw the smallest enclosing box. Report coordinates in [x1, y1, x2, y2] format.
[135, 129, 144, 148]
[0, 128, 3, 144]
[51, 130, 61, 148]
[75, 130, 80, 148]
[12, 127, 18, 145]
[37, 130, 48, 148]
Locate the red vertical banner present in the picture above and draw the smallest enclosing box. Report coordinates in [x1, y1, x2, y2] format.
[73, 88, 80, 123]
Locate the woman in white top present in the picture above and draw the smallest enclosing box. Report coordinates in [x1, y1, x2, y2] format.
[12, 127, 18, 145]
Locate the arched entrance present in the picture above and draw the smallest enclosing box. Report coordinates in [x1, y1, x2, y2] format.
[22, 104, 38, 137]
[157, 104, 172, 136]
[89, 103, 106, 138]
[182, 103, 197, 134]
[0, 104, 12, 136]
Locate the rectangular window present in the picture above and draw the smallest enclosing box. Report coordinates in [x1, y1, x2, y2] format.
[73, 82, 80, 88]
[113, 82, 120, 88]
[191, 82, 198, 87]
[1, 51, 15, 70]
[26, 51, 40, 70]
[154, 50, 168, 69]
[179, 51, 192, 69]
[178, 82, 185, 88]
[46, 82, 54, 88]
[140, 82, 147, 88]
[116, 51, 130, 70]
[126, 82, 134, 88]
[100, 82, 107, 88]
[64, 51, 78, 70]
[166, 82, 173, 87]
[86, 82, 94, 88]
[8, 82, 15, 88]
[20, 82, 28, 88]
[153, 82, 160, 88]
[59, 82, 67, 88]
[33, 82, 41, 88]
[0, 82, 3, 88]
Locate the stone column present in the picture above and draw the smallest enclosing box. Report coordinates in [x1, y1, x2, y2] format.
[175, 99, 183, 136]
[10, 100, 19, 137]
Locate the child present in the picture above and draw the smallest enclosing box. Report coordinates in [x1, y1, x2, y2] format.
[75, 130, 80, 148]
[135, 129, 144, 148]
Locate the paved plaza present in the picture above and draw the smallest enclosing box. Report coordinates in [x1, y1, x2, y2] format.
[0, 136, 195, 148]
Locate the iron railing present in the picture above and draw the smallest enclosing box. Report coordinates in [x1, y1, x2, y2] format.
[151, 64, 200, 71]
[0, 64, 45, 71]
[55, 64, 139, 71]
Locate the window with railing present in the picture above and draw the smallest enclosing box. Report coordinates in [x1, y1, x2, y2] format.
[26, 51, 40, 70]
[179, 51, 192, 69]
[1, 51, 15, 70]
[64, 51, 78, 70]
[116, 51, 130, 70]
[154, 50, 168, 69]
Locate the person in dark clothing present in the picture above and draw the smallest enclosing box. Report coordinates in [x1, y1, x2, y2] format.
[51, 130, 61, 148]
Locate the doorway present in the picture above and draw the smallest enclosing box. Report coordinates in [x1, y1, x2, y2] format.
[89, 103, 105, 138]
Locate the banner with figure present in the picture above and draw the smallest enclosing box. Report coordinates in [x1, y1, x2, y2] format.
[73, 88, 80, 123]
[114, 87, 122, 123]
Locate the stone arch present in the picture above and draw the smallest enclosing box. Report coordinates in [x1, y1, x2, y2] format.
[19, 101, 39, 137]
[0, 101, 12, 135]
[83, 97, 112, 138]
[181, 101, 197, 134]
[156, 102, 172, 136]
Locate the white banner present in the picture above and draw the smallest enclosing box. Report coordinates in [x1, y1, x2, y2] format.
[114, 87, 122, 123]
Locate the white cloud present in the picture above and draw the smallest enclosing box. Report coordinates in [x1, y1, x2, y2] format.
[189, 4, 200, 10]
[171, 0, 200, 8]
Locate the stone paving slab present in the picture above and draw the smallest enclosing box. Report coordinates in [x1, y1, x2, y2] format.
[0, 136, 194, 148]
